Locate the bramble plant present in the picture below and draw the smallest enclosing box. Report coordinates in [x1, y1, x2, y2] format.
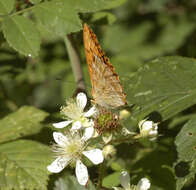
[1, 1, 196, 190]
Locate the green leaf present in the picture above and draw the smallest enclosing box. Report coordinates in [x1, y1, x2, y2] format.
[54, 174, 96, 190]
[0, 106, 49, 144]
[29, 0, 41, 4]
[0, 0, 15, 15]
[175, 117, 196, 162]
[91, 11, 116, 25]
[2, 15, 41, 57]
[175, 118, 196, 190]
[33, 0, 126, 37]
[175, 117, 196, 161]
[175, 160, 196, 190]
[70, 0, 127, 12]
[125, 56, 196, 123]
[102, 171, 121, 188]
[33, 0, 82, 37]
[0, 140, 51, 190]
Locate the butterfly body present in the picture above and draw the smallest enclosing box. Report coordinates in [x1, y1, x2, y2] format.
[83, 24, 127, 109]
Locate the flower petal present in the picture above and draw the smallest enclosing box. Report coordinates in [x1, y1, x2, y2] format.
[119, 171, 131, 190]
[53, 120, 72, 128]
[82, 149, 104, 165]
[82, 127, 94, 141]
[84, 106, 97, 117]
[53, 132, 68, 146]
[136, 178, 150, 190]
[47, 156, 70, 173]
[71, 121, 82, 130]
[76, 92, 87, 110]
[142, 121, 154, 130]
[75, 159, 88, 186]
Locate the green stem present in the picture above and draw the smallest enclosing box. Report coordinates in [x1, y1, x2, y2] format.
[97, 162, 105, 190]
[64, 34, 86, 93]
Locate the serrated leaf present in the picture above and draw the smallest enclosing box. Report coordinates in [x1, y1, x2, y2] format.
[0, 106, 48, 144]
[54, 174, 96, 190]
[125, 56, 196, 123]
[33, 0, 126, 37]
[2, 15, 41, 57]
[0, 0, 15, 15]
[0, 140, 51, 190]
[33, 1, 82, 37]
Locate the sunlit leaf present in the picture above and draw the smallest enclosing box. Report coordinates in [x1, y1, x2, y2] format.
[0, 140, 51, 190]
[0, 106, 48, 144]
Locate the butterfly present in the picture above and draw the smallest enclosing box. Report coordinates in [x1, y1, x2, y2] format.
[83, 23, 127, 109]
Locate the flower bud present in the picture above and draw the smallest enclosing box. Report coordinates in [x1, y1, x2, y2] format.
[102, 145, 116, 159]
[138, 119, 158, 141]
[119, 109, 131, 120]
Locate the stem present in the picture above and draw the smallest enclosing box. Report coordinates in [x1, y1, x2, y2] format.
[64, 34, 86, 94]
[97, 162, 105, 190]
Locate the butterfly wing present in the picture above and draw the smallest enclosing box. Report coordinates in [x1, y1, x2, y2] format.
[83, 23, 127, 109]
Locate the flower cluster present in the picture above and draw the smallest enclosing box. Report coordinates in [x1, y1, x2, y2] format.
[47, 93, 103, 185]
[47, 92, 157, 186]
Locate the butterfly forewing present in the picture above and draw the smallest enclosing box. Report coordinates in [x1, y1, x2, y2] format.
[83, 23, 127, 109]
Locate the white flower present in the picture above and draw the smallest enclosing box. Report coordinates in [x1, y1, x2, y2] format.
[113, 171, 151, 190]
[53, 93, 97, 140]
[47, 132, 104, 186]
[138, 119, 158, 141]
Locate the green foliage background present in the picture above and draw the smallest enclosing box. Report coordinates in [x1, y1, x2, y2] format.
[1, 0, 196, 189]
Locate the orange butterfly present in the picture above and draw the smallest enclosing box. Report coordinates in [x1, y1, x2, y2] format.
[83, 23, 127, 109]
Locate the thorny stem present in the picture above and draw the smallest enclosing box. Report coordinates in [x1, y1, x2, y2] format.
[64, 34, 86, 94]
